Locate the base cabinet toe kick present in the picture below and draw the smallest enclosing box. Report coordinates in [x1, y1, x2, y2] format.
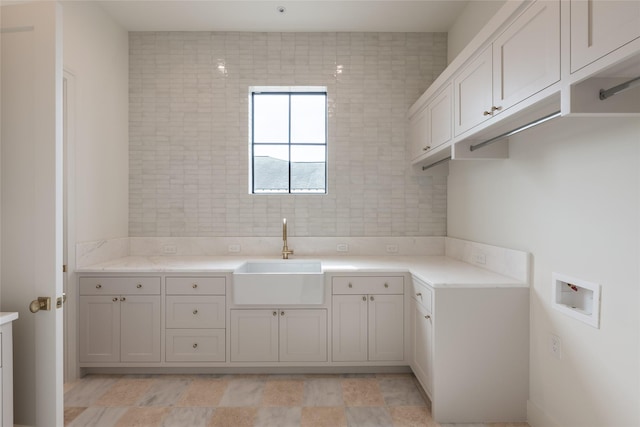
[77, 271, 528, 423]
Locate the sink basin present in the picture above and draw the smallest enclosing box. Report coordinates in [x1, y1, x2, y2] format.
[232, 260, 324, 305]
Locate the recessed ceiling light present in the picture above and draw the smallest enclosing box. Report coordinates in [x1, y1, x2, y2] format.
[277, 6, 286, 14]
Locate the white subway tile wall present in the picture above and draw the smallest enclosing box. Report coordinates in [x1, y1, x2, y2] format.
[129, 32, 448, 237]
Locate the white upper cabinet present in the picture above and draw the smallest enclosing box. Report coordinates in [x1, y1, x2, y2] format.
[570, 0, 640, 73]
[409, 84, 453, 161]
[454, 46, 494, 136]
[493, 0, 560, 111]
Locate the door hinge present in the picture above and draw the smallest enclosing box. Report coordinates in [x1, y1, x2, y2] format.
[62, 264, 67, 273]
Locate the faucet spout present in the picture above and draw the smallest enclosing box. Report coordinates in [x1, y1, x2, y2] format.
[282, 218, 294, 259]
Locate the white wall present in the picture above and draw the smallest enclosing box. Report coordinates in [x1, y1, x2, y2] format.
[447, 117, 640, 427]
[62, 2, 129, 243]
[447, 0, 505, 64]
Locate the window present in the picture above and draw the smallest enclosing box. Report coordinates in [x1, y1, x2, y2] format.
[250, 89, 327, 194]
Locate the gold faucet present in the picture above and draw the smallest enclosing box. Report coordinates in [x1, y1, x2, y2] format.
[282, 218, 294, 259]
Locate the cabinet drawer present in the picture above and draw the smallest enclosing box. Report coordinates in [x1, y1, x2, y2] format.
[411, 278, 433, 313]
[332, 276, 404, 295]
[79, 277, 160, 296]
[166, 277, 226, 295]
[166, 296, 225, 329]
[165, 329, 225, 362]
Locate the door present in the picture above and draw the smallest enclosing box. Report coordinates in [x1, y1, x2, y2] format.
[79, 296, 120, 363]
[454, 45, 493, 136]
[120, 295, 161, 362]
[412, 300, 433, 396]
[230, 309, 278, 362]
[1, 2, 64, 425]
[279, 309, 327, 362]
[368, 294, 404, 361]
[332, 295, 368, 361]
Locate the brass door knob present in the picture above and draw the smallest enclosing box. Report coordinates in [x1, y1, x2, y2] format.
[29, 297, 51, 313]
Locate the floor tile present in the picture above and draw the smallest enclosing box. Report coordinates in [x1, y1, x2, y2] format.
[300, 407, 347, 427]
[378, 377, 426, 407]
[262, 380, 305, 406]
[64, 377, 120, 407]
[64, 407, 87, 426]
[255, 407, 302, 426]
[95, 378, 154, 407]
[161, 407, 216, 427]
[345, 406, 393, 427]
[342, 378, 386, 407]
[389, 406, 438, 427]
[219, 378, 265, 407]
[66, 407, 128, 427]
[114, 407, 171, 426]
[208, 407, 258, 427]
[303, 378, 344, 407]
[178, 379, 228, 407]
[138, 378, 190, 407]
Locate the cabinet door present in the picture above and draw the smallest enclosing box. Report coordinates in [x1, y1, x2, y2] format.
[120, 296, 161, 363]
[409, 104, 430, 161]
[332, 295, 368, 362]
[571, 0, 640, 72]
[79, 296, 120, 363]
[230, 310, 279, 362]
[368, 294, 404, 361]
[428, 84, 453, 150]
[454, 46, 493, 136]
[279, 309, 327, 362]
[493, 0, 560, 112]
[412, 300, 433, 397]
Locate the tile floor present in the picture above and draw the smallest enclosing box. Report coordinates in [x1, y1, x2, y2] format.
[64, 373, 530, 427]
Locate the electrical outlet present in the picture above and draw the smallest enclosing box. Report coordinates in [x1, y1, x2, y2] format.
[473, 251, 487, 265]
[163, 245, 177, 254]
[336, 243, 349, 252]
[550, 334, 562, 360]
[228, 244, 241, 253]
[386, 244, 399, 254]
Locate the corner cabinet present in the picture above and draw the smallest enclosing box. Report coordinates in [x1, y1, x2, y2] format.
[454, 0, 560, 137]
[331, 276, 404, 362]
[570, 0, 640, 73]
[79, 277, 161, 363]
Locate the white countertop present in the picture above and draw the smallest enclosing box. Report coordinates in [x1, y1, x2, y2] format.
[0, 312, 19, 325]
[77, 255, 527, 288]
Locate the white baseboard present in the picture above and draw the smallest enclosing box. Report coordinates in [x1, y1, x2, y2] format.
[528, 399, 563, 427]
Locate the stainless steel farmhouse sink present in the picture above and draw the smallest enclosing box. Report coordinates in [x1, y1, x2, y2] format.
[232, 260, 324, 305]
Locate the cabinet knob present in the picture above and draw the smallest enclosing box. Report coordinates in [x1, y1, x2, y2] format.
[192, 283, 198, 289]
[370, 296, 374, 301]
[120, 297, 126, 302]
[423, 146, 431, 151]
[425, 315, 431, 320]
[491, 105, 502, 112]
[416, 292, 422, 297]
[384, 283, 388, 288]
[96, 284, 102, 289]
[348, 283, 352, 288]
[193, 309, 198, 315]
[483, 110, 492, 116]
[273, 311, 277, 316]
[280, 311, 285, 316]
[193, 343, 198, 349]
[362, 296, 366, 301]
[112, 297, 118, 302]
[136, 283, 142, 289]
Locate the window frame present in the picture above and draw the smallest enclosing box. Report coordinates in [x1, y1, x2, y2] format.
[250, 89, 328, 195]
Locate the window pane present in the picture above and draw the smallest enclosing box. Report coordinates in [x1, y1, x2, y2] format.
[290, 145, 326, 193]
[253, 145, 289, 193]
[290, 95, 326, 144]
[253, 94, 289, 143]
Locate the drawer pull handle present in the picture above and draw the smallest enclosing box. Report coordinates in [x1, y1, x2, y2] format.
[425, 315, 431, 320]
[273, 311, 277, 316]
[348, 283, 352, 288]
[120, 297, 126, 302]
[192, 283, 198, 289]
[370, 296, 375, 301]
[136, 284, 142, 289]
[384, 283, 388, 288]
[96, 284, 102, 289]
[193, 343, 198, 349]
[193, 309, 198, 315]
[362, 296, 366, 301]
[112, 297, 118, 302]
[416, 292, 422, 297]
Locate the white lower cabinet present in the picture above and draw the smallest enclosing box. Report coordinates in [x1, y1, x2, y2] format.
[331, 276, 404, 362]
[79, 293, 161, 363]
[230, 309, 327, 363]
[410, 298, 433, 397]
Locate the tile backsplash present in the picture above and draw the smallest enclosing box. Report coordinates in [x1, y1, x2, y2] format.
[129, 32, 447, 237]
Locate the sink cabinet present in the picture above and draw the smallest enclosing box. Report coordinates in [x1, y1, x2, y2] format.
[230, 308, 327, 363]
[331, 276, 404, 362]
[79, 277, 161, 363]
